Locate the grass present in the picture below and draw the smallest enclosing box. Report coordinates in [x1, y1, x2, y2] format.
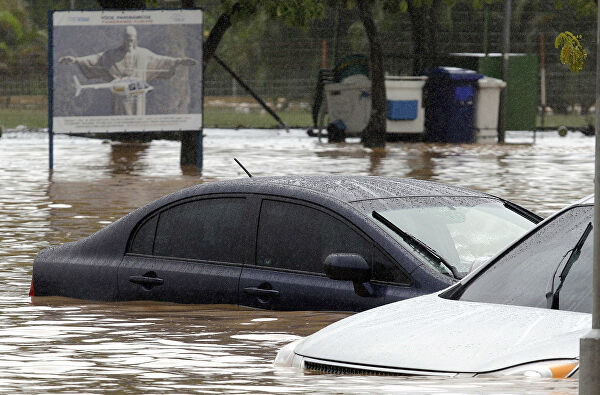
[0, 106, 314, 130]
[0, 107, 48, 129]
[536, 114, 594, 128]
[0, 105, 594, 131]
[204, 107, 312, 129]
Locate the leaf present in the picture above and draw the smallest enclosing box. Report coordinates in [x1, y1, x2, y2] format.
[555, 31, 588, 73]
[0, 11, 24, 43]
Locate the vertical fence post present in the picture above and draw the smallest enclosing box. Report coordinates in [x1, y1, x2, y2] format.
[197, 130, 203, 169]
[48, 10, 54, 170]
[579, 3, 600, 393]
[498, 0, 511, 144]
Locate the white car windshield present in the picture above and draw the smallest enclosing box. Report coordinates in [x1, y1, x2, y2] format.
[353, 197, 537, 277]
[456, 205, 593, 313]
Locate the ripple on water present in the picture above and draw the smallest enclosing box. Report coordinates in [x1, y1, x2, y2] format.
[0, 130, 590, 393]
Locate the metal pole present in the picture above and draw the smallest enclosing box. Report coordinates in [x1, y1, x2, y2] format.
[498, 0, 511, 144]
[483, 5, 489, 56]
[213, 54, 288, 130]
[332, 1, 340, 67]
[48, 11, 54, 170]
[196, 130, 203, 169]
[579, 3, 600, 392]
[538, 32, 546, 143]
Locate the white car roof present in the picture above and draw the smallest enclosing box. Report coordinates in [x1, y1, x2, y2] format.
[575, 194, 594, 205]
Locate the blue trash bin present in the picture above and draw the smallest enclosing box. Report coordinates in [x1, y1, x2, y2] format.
[423, 67, 483, 143]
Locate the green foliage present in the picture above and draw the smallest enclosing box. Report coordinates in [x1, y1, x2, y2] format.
[470, 0, 497, 9]
[0, 1, 46, 76]
[555, 31, 588, 73]
[0, 11, 24, 44]
[219, 0, 326, 29]
[145, 0, 162, 8]
[554, 0, 597, 16]
[383, 0, 499, 13]
[379, 0, 498, 14]
[262, 1, 325, 28]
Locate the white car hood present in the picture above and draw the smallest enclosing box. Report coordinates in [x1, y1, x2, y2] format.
[295, 293, 591, 373]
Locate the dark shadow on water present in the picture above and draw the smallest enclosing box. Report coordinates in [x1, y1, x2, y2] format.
[313, 144, 388, 175]
[180, 164, 203, 177]
[109, 142, 150, 175]
[405, 148, 442, 180]
[367, 148, 387, 175]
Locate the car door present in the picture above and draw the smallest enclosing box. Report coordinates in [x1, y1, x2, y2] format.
[238, 198, 415, 311]
[118, 196, 250, 304]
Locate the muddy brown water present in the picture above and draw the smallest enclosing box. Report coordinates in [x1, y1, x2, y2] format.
[0, 129, 590, 393]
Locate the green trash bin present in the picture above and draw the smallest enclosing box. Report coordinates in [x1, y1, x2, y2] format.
[442, 53, 539, 131]
[333, 54, 369, 83]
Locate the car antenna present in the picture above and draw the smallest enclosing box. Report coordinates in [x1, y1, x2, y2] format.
[234, 158, 253, 178]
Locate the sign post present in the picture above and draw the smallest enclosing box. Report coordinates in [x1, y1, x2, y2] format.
[48, 11, 54, 170]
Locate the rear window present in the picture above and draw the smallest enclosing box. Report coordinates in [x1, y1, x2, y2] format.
[129, 198, 247, 264]
[129, 215, 158, 255]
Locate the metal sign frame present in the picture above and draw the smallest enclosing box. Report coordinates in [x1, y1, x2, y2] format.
[48, 9, 204, 169]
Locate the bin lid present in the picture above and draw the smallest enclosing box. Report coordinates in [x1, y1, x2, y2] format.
[477, 77, 506, 88]
[333, 54, 369, 83]
[324, 79, 371, 91]
[385, 75, 428, 81]
[424, 67, 483, 81]
[449, 52, 528, 58]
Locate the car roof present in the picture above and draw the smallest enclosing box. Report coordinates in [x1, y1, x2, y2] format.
[574, 194, 594, 205]
[200, 175, 491, 204]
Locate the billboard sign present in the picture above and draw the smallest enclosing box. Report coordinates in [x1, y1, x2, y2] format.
[50, 10, 203, 133]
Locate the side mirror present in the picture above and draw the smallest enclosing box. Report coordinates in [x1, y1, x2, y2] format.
[324, 253, 371, 283]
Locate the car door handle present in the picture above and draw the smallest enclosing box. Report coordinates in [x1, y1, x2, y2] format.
[129, 275, 164, 286]
[243, 287, 280, 297]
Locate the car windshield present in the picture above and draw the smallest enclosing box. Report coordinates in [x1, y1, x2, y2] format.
[353, 197, 537, 277]
[456, 205, 593, 313]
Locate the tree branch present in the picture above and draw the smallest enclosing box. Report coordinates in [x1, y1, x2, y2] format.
[203, 2, 242, 71]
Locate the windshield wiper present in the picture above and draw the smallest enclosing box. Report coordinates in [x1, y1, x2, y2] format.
[545, 222, 592, 310]
[372, 210, 463, 279]
[501, 200, 543, 224]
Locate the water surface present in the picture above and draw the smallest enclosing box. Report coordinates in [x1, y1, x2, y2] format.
[0, 129, 589, 393]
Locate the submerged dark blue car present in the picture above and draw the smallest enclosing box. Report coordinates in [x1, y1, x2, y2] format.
[31, 176, 541, 311]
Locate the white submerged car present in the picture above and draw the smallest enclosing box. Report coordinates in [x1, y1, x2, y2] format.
[275, 196, 594, 378]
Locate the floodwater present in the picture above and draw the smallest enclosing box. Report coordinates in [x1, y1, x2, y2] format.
[0, 128, 591, 393]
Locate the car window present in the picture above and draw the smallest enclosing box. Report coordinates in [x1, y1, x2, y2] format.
[457, 205, 593, 313]
[129, 214, 158, 255]
[372, 247, 408, 284]
[256, 199, 409, 284]
[152, 198, 247, 263]
[353, 197, 537, 276]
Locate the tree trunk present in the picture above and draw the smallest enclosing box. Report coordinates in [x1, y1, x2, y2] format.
[426, 1, 441, 70]
[407, 1, 426, 75]
[357, 0, 386, 148]
[407, 1, 441, 75]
